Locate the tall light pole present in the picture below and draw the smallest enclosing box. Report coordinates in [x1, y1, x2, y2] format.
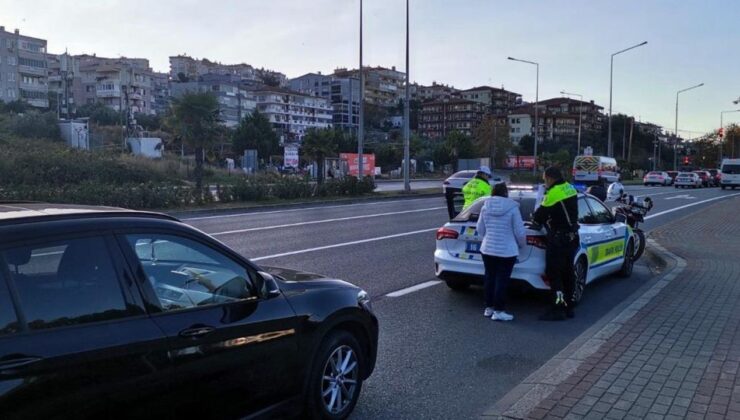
[720, 109, 740, 162]
[357, 0, 365, 179]
[608, 41, 647, 158]
[560, 90, 583, 154]
[403, 0, 411, 192]
[674, 83, 704, 170]
[508, 56, 539, 175]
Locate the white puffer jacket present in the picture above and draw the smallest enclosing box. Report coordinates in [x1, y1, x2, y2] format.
[475, 196, 527, 258]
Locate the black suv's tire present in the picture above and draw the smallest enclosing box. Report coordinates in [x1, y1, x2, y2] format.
[306, 330, 365, 420]
[445, 277, 470, 291]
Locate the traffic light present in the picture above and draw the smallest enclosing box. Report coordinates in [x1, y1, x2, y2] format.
[683, 156, 690, 165]
[719, 128, 725, 138]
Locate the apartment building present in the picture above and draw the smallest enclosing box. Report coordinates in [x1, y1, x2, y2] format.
[414, 82, 459, 101]
[151, 72, 170, 115]
[69, 55, 155, 116]
[508, 97, 605, 143]
[289, 72, 360, 133]
[460, 86, 521, 115]
[0, 26, 49, 107]
[419, 98, 486, 139]
[169, 55, 287, 87]
[253, 87, 332, 144]
[333, 65, 406, 107]
[170, 73, 256, 128]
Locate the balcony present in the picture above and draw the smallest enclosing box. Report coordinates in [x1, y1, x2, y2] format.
[18, 65, 47, 77]
[97, 89, 122, 98]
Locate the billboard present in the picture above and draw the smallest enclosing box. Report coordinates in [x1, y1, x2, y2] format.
[340, 153, 376, 177]
[284, 145, 299, 168]
[506, 156, 536, 170]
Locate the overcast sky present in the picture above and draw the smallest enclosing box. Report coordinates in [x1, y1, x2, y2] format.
[3, 0, 739, 135]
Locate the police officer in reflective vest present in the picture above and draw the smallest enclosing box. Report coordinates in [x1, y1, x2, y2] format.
[532, 167, 579, 321]
[462, 166, 493, 210]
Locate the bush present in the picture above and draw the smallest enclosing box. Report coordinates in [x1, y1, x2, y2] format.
[9, 111, 61, 140]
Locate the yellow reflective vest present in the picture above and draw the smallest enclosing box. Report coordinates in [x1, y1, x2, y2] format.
[462, 177, 492, 209]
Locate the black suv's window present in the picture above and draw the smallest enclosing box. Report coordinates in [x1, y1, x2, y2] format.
[125, 234, 256, 312]
[0, 275, 19, 336]
[0, 237, 129, 331]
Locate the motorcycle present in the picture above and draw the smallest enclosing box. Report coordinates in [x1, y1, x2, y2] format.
[612, 194, 653, 260]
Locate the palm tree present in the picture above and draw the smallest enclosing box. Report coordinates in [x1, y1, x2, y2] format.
[301, 129, 337, 184]
[170, 92, 220, 188]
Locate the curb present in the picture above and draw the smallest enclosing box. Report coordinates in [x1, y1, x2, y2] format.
[167, 191, 442, 218]
[481, 239, 687, 419]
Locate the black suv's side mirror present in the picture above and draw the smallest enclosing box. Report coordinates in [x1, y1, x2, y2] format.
[255, 271, 281, 299]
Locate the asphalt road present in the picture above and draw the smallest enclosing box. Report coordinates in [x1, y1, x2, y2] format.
[181, 185, 740, 419]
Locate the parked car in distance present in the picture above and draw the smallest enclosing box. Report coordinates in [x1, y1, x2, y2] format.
[693, 170, 712, 187]
[705, 169, 721, 187]
[0, 203, 378, 420]
[643, 171, 672, 186]
[720, 159, 740, 190]
[674, 172, 702, 188]
[442, 170, 504, 194]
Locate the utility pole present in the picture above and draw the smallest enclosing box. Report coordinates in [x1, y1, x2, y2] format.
[622, 117, 627, 160]
[627, 117, 634, 164]
[403, 0, 410, 192]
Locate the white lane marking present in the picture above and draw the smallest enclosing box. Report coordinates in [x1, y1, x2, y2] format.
[251, 228, 438, 261]
[211, 207, 446, 236]
[182, 197, 440, 221]
[385, 280, 442, 298]
[646, 193, 740, 220]
[664, 194, 696, 200]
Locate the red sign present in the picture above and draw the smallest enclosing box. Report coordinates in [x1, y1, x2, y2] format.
[506, 156, 536, 170]
[340, 153, 376, 177]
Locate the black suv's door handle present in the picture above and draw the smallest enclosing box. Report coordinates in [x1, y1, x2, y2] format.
[179, 326, 215, 338]
[0, 356, 43, 372]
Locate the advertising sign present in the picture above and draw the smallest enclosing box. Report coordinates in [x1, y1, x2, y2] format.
[340, 153, 376, 177]
[284, 145, 299, 168]
[505, 156, 536, 170]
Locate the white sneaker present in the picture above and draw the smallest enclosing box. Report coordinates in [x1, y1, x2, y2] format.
[484, 307, 495, 317]
[492, 311, 514, 321]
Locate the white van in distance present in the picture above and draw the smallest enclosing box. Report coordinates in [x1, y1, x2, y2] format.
[573, 155, 620, 185]
[720, 158, 740, 190]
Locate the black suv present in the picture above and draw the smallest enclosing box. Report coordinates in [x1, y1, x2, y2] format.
[0, 203, 377, 420]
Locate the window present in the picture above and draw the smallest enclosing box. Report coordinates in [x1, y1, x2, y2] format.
[8, 56, 16, 65]
[125, 234, 256, 312]
[577, 198, 594, 224]
[0, 276, 19, 336]
[8, 72, 15, 82]
[586, 197, 614, 224]
[0, 236, 129, 331]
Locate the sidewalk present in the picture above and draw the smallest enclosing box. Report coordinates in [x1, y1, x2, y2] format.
[486, 196, 740, 420]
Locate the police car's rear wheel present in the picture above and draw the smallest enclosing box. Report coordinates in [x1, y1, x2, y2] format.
[572, 258, 587, 305]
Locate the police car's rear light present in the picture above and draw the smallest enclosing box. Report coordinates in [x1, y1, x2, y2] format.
[436, 227, 459, 241]
[527, 235, 547, 249]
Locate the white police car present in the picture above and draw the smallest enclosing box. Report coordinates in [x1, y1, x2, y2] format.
[434, 188, 635, 304]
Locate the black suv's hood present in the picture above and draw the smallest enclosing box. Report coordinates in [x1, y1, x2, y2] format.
[261, 266, 357, 290]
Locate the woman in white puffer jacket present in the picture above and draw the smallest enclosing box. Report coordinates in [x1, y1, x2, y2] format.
[475, 183, 527, 321]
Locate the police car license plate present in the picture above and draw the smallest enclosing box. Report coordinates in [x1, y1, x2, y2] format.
[466, 242, 481, 253]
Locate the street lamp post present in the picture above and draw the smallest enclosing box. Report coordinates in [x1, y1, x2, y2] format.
[358, 0, 364, 179]
[674, 83, 704, 170]
[403, 0, 410, 192]
[608, 41, 647, 158]
[720, 110, 740, 162]
[508, 56, 539, 176]
[560, 90, 583, 154]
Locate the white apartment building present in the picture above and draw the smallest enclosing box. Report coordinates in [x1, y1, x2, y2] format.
[254, 87, 332, 144]
[508, 113, 533, 145]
